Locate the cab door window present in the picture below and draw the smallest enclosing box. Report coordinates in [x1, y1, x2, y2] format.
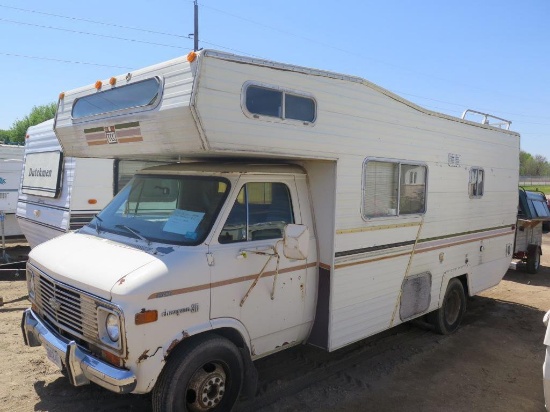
[219, 182, 294, 243]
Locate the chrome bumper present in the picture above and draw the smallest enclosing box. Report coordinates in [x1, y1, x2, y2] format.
[21, 308, 137, 394]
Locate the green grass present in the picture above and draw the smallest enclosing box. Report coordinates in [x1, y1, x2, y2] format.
[520, 185, 550, 194]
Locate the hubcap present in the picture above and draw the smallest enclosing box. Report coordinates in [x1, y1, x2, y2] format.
[187, 362, 226, 411]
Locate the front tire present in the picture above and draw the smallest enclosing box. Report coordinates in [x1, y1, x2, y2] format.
[428, 278, 467, 335]
[152, 335, 244, 412]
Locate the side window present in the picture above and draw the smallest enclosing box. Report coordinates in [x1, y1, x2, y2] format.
[363, 160, 427, 218]
[244, 84, 316, 123]
[219, 182, 294, 244]
[469, 167, 484, 198]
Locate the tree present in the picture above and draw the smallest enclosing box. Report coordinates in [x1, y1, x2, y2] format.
[8, 103, 56, 144]
[0, 129, 11, 143]
[520, 150, 550, 177]
[519, 151, 534, 175]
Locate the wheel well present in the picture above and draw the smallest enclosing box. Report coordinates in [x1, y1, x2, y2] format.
[455, 274, 469, 297]
[211, 327, 247, 350]
[166, 328, 248, 361]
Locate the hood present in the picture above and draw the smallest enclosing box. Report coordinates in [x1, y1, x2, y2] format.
[29, 232, 157, 300]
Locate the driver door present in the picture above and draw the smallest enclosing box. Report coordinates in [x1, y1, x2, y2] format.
[208, 176, 311, 356]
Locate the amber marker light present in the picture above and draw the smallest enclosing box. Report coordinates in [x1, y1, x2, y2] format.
[135, 310, 158, 325]
[95, 80, 103, 90]
[102, 350, 121, 367]
[187, 51, 197, 62]
[59, 92, 65, 100]
[109, 77, 117, 86]
[88, 199, 97, 205]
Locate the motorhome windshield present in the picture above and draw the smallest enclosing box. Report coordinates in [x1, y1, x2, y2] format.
[87, 175, 230, 246]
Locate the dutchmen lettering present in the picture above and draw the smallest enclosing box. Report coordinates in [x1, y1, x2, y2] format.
[28, 168, 53, 178]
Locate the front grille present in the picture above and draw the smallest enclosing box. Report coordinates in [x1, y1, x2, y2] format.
[35, 274, 99, 341]
[29, 264, 125, 355]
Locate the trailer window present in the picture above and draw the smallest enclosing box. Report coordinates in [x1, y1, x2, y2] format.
[21, 151, 64, 198]
[219, 182, 294, 243]
[362, 160, 427, 218]
[245, 84, 316, 123]
[72, 77, 161, 119]
[469, 167, 484, 198]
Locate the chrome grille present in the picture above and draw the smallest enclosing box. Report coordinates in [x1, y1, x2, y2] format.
[28, 264, 126, 356]
[35, 272, 99, 341]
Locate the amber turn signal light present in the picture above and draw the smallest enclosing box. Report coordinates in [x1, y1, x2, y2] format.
[135, 310, 158, 325]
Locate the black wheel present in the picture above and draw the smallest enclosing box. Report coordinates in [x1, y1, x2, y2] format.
[428, 278, 467, 335]
[526, 247, 541, 274]
[152, 335, 244, 412]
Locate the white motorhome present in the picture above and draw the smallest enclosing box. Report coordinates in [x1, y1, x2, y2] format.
[22, 50, 520, 411]
[18, 119, 163, 247]
[0, 143, 24, 241]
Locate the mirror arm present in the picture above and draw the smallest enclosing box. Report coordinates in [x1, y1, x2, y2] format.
[239, 245, 281, 307]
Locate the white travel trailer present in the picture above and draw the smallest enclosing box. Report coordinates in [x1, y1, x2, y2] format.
[18, 119, 163, 247]
[22, 50, 520, 411]
[0, 143, 24, 241]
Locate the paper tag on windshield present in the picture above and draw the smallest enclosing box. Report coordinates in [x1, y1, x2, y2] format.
[163, 209, 205, 235]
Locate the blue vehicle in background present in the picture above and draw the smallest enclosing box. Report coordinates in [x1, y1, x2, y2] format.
[513, 189, 550, 273]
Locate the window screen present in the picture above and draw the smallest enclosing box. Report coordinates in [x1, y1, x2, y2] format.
[285, 94, 315, 122]
[363, 160, 427, 218]
[400, 165, 426, 214]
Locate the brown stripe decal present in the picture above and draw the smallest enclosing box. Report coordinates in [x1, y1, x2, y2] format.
[148, 261, 317, 300]
[334, 230, 513, 270]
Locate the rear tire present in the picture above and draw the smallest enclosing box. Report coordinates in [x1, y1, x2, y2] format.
[428, 278, 466, 335]
[152, 335, 244, 412]
[526, 247, 541, 274]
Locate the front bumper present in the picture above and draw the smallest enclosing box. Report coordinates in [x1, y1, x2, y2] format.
[21, 308, 136, 394]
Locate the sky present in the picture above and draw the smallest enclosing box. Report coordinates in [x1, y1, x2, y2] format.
[0, 1, 548, 158]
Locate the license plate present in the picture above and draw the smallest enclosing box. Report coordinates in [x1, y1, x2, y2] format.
[45, 343, 63, 370]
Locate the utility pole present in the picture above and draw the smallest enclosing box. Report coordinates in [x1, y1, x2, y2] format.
[194, 0, 199, 51]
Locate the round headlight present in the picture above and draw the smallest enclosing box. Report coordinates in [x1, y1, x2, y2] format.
[106, 314, 120, 342]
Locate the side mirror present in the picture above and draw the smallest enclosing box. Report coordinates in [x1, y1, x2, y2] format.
[283, 224, 309, 260]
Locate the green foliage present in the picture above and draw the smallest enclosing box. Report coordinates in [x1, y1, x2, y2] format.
[7, 103, 56, 144]
[0, 129, 11, 143]
[520, 150, 550, 177]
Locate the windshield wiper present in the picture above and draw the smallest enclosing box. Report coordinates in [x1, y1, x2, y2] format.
[94, 214, 103, 235]
[115, 224, 152, 245]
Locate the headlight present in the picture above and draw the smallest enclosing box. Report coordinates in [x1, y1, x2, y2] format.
[106, 314, 120, 342]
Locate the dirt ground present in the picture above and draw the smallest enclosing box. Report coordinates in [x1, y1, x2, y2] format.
[1, 238, 550, 412]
